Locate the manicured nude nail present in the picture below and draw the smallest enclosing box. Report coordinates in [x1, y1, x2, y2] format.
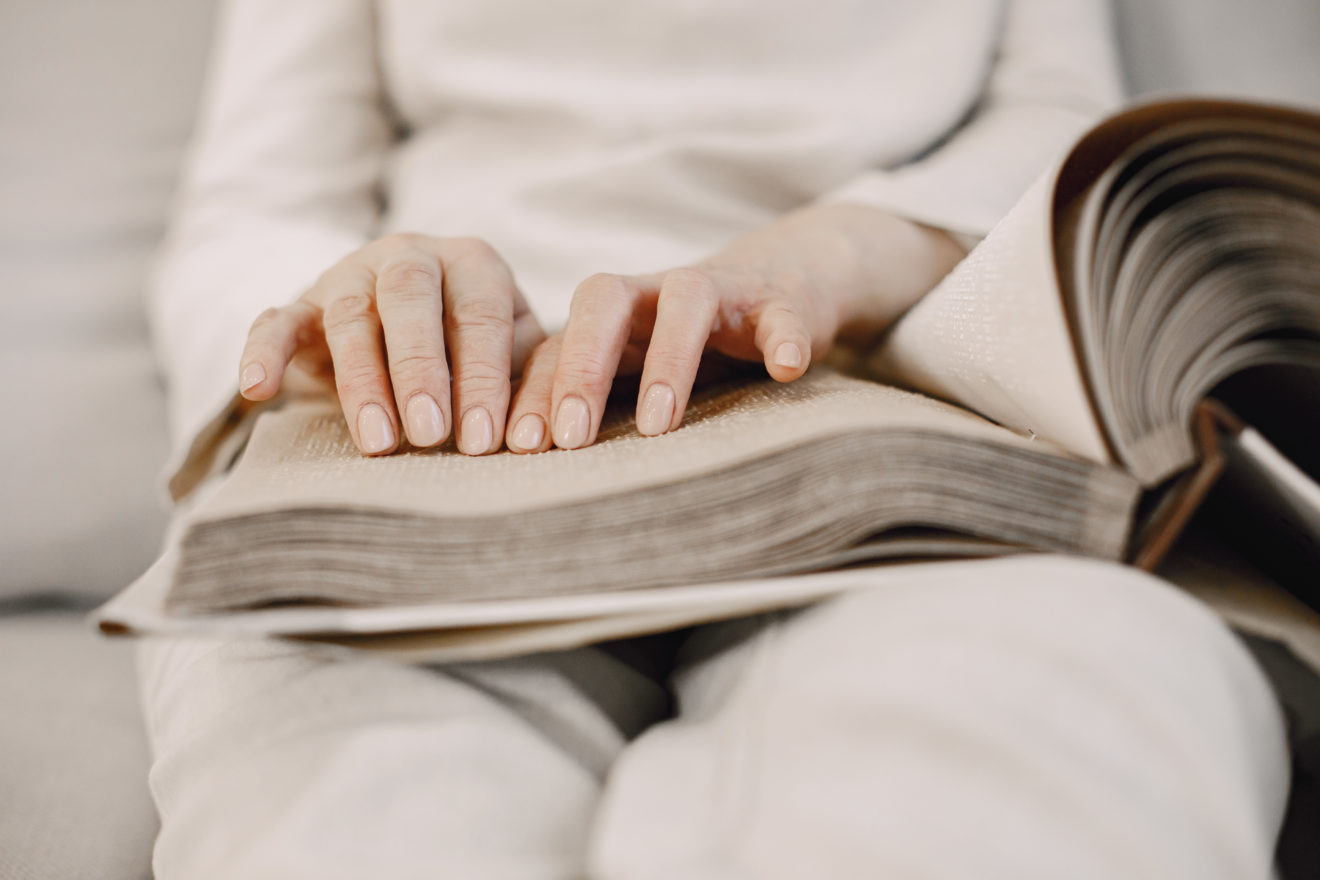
[405, 394, 445, 447]
[459, 406, 494, 455]
[637, 383, 675, 436]
[239, 363, 265, 393]
[357, 403, 395, 454]
[773, 342, 803, 369]
[553, 396, 591, 449]
[510, 413, 545, 451]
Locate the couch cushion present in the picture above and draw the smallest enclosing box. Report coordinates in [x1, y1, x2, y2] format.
[0, 0, 218, 598]
[0, 610, 157, 880]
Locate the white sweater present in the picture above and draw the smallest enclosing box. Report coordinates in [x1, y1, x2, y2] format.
[152, 0, 1122, 496]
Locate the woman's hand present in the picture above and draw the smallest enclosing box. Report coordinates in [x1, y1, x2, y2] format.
[503, 204, 968, 453]
[238, 234, 545, 456]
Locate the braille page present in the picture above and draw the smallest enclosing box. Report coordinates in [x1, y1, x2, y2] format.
[188, 369, 1060, 523]
[868, 170, 1111, 465]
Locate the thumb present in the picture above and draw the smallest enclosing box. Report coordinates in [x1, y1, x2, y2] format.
[751, 297, 813, 382]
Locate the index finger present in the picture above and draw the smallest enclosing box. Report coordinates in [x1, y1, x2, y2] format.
[436, 239, 519, 455]
[237, 300, 322, 401]
[549, 273, 643, 449]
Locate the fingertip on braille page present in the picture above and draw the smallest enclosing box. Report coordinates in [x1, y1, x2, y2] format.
[357, 403, 395, 454]
[239, 363, 265, 393]
[637, 383, 675, 436]
[510, 413, 545, 451]
[405, 394, 445, 447]
[458, 407, 494, 455]
[553, 396, 591, 449]
[772, 342, 803, 369]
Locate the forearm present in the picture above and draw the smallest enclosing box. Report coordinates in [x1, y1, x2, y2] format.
[822, 203, 969, 346]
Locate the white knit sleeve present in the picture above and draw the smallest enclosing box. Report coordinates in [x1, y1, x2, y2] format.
[818, 0, 1124, 241]
[150, 0, 392, 500]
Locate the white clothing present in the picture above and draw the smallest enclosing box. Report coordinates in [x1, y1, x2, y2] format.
[136, 3, 1290, 876]
[150, 0, 1123, 495]
[139, 556, 1288, 879]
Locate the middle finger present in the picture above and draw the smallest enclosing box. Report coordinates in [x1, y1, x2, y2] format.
[375, 249, 452, 449]
[549, 273, 643, 449]
[439, 238, 521, 455]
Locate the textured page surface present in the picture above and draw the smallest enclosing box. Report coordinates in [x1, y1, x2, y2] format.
[869, 172, 1111, 464]
[193, 370, 1052, 522]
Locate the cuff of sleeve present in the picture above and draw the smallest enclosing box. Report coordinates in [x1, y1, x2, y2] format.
[815, 169, 1006, 243]
[815, 101, 1105, 246]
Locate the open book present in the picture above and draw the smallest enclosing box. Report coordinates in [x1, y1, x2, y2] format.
[97, 99, 1320, 657]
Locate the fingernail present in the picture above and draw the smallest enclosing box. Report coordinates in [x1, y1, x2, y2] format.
[510, 413, 545, 451]
[459, 406, 494, 455]
[553, 396, 591, 449]
[773, 342, 803, 369]
[240, 363, 265, 392]
[637, 383, 675, 436]
[405, 394, 445, 447]
[357, 403, 395, 454]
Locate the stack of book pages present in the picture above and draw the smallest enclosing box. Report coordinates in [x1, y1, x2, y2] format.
[96, 99, 1320, 662]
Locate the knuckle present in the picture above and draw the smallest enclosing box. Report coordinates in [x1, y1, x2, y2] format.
[762, 297, 801, 323]
[323, 292, 377, 330]
[455, 360, 510, 396]
[450, 323, 511, 372]
[447, 236, 500, 265]
[556, 355, 614, 399]
[646, 349, 697, 377]
[315, 253, 372, 293]
[377, 260, 440, 302]
[569, 273, 633, 321]
[335, 362, 388, 399]
[287, 299, 319, 320]
[663, 267, 717, 303]
[575, 272, 629, 299]
[450, 294, 511, 328]
[249, 306, 283, 332]
[389, 351, 448, 382]
[379, 231, 427, 251]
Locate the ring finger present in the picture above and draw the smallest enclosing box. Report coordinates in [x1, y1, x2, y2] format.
[634, 268, 719, 436]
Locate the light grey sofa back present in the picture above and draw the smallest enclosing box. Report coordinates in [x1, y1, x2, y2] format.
[0, 0, 217, 599]
[1114, 0, 1320, 106]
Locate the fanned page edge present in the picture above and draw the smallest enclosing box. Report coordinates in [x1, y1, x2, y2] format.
[1052, 97, 1320, 485]
[870, 97, 1320, 478]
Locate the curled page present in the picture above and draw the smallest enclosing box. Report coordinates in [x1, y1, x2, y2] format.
[868, 168, 1111, 464]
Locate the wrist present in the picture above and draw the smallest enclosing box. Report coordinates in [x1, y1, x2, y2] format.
[794, 202, 968, 348]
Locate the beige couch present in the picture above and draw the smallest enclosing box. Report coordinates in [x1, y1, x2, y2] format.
[0, 1, 1316, 877]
